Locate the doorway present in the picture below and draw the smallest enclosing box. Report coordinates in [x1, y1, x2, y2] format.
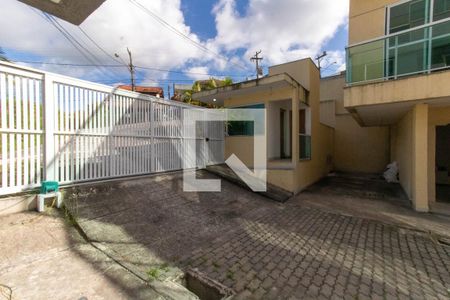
[280, 109, 292, 159]
[436, 124, 450, 203]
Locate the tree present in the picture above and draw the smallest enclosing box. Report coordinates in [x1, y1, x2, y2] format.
[0, 47, 8, 62]
[182, 77, 234, 107]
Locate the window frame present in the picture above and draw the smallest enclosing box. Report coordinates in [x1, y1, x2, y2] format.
[226, 103, 265, 137]
[386, 0, 431, 35]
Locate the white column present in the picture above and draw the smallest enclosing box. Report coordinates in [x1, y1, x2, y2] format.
[43, 74, 56, 182]
[292, 87, 299, 167]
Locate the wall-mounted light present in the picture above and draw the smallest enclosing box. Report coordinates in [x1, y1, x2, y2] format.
[213, 98, 217, 102]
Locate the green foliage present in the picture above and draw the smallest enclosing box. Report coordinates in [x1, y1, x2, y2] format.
[182, 77, 234, 107]
[147, 263, 169, 281]
[0, 47, 8, 62]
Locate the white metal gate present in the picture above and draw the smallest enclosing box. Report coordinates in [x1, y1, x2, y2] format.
[0, 62, 224, 196]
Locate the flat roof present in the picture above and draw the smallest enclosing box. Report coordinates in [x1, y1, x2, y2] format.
[192, 73, 305, 106]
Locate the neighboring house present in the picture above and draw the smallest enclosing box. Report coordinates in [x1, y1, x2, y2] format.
[171, 84, 192, 102]
[193, 59, 334, 194]
[345, 0, 450, 212]
[118, 85, 164, 98]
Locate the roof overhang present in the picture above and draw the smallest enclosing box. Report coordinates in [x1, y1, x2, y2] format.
[19, 0, 106, 25]
[192, 73, 304, 106]
[348, 96, 450, 126]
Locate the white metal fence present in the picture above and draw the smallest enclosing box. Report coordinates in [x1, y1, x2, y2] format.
[0, 62, 224, 196]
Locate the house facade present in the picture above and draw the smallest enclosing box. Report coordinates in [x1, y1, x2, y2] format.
[193, 59, 334, 194]
[345, 0, 450, 212]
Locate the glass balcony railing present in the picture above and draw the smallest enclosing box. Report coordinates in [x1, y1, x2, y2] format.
[299, 134, 311, 160]
[346, 19, 450, 84]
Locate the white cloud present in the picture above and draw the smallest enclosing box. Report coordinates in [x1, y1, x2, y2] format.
[0, 0, 349, 84]
[210, 0, 349, 66]
[0, 0, 205, 83]
[185, 66, 211, 81]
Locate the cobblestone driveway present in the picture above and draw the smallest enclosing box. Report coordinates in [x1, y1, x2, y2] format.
[65, 171, 450, 299]
[184, 206, 450, 299]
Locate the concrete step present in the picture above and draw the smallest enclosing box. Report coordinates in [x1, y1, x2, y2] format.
[205, 164, 293, 203]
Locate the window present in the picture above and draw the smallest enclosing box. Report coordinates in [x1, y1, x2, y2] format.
[434, 0, 450, 21]
[299, 109, 311, 160]
[431, 20, 450, 68]
[227, 104, 265, 136]
[389, 0, 428, 34]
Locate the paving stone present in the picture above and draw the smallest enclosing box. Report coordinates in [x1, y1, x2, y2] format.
[60, 172, 450, 300]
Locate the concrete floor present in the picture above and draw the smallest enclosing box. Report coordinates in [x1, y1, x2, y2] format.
[0, 211, 165, 300]
[299, 173, 450, 240]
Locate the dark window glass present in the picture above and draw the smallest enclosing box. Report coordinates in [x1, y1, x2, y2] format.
[227, 104, 264, 136]
[389, 0, 428, 34]
[431, 36, 450, 68]
[396, 41, 428, 75]
[434, 0, 450, 21]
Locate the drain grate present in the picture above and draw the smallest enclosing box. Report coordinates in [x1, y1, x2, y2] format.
[185, 269, 234, 300]
[438, 238, 450, 248]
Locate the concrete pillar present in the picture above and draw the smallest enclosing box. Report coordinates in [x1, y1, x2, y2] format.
[291, 88, 299, 167]
[412, 103, 429, 212]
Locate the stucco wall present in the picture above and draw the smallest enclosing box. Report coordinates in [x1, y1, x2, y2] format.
[334, 115, 390, 173]
[294, 63, 334, 192]
[391, 110, 413, 199]
[344, 71, 450, 108]
[223, 59, 333, 193]
[349, 0, 396, 45]
[321, 74, 390, 174]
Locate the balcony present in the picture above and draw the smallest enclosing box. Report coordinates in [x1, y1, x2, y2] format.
[346, 19, 450, 85]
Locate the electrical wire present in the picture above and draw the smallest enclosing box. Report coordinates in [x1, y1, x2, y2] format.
[12, 60, 247, 78]
[128, 0, 249, 72]
[41, 13, 122, 81]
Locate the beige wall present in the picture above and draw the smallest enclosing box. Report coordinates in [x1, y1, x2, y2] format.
[391, 110, 413, 199]
[294, 62, 334, 192]
[321, 74, 390, 174]
[269, 59, 313, 90]
[349, 0, 396, 45]
[390, 104, 450, 212]
[345, 71, 450, 108]
[223, 59, 333, 193]
[335, 115, 390, 173]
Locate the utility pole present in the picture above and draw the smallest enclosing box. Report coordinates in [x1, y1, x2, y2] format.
[127, 47, 136, 91]
[250, 50, 264, 80]
[115, 47, 135, 91]
[315, 51, 327, 78]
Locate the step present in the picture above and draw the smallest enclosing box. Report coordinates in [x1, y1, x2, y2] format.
[206, 164, 292, 203]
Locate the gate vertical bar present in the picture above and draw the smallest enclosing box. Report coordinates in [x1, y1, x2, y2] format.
[150, 99, 154, 172]
[43, 74, 56, 182]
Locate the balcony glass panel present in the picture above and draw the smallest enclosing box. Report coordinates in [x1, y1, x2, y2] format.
[389, 0, 428, 33]
[434, 0, 450, 21]
[299, 134, 311, 160]
[347, 20, 450, 84]
[347, 40, 385, 83]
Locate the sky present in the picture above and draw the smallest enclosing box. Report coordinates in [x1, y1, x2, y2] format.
[0, 0, 349, 98]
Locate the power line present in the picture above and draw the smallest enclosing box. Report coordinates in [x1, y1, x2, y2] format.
[128, 0, 249, 72]
[41, 13, 121, 82]
[12, 60, 248, 78]
[78, 26, 122, 64]
[78, 26, 127, 79]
